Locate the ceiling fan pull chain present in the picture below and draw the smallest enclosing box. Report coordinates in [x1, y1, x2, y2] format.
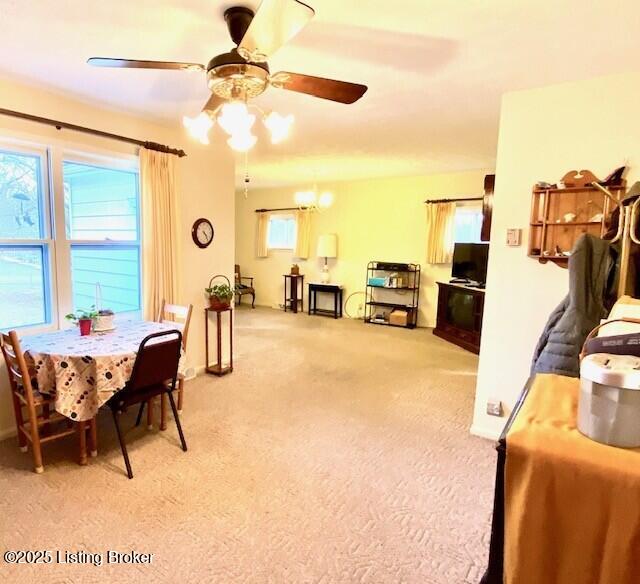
[244, 151, 250, 199]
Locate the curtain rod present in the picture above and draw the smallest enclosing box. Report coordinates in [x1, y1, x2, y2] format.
[424, 196, 483, 204]
[255, 206, 308, 213]
[0, 107, 187, 158]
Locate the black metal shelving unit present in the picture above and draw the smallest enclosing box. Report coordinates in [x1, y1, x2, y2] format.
[364, 261, 420, 329]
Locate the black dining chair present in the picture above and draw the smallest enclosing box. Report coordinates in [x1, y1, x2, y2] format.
[106, 329, 187, 479]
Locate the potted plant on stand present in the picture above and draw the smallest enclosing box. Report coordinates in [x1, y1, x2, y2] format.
[205, 278, 235, 311]
[65, 307, 99, 336]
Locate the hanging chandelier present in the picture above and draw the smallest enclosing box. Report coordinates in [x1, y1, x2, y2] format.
[183, 101, 294, 152]
[294, 188, 334, 211]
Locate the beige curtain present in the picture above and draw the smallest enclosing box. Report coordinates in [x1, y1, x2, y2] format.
[294, 209, 311, 259]
[425, 202, 456, 264]
[140, 148, 180, 320]
[256, 212, 269, 258]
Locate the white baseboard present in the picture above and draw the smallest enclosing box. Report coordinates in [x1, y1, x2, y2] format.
[469, 423, 501, 441]
[0, 425, 16, 441]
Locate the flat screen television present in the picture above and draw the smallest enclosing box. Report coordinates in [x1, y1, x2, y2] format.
[452, 243, 489, 284]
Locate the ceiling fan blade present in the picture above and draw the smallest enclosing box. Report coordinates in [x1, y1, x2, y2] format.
[202, 94, 225, 114]
[238, 0, 314, 62]
[271, 72, 368, 104]
[87, 58, 205, 72]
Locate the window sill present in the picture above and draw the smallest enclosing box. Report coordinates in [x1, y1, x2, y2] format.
[9, 322, 59, 336]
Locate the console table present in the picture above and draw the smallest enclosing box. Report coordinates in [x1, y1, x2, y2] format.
[283, 274, 304, 313]
[433, 282, 485, 354]
[482, 374, 640, 584]
[308, 283, 343, 318]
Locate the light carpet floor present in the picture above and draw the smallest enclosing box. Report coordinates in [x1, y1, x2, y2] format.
[0, 308, 495, 583]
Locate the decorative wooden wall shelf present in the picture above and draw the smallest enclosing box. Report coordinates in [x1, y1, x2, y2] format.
[528, 170, 626, 268]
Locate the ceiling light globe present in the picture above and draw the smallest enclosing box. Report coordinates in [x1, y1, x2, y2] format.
[319, 192, 334, 208]
[264, 112, 294, 144]
[294, 190, 316, 207]
[227, 131, 257, 152]
[183, 113, 213, 144]
[218, 102, 256, 136]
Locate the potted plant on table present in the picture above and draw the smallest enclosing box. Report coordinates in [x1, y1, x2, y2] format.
[205, 283, 235, 311]
[65, 306, 99, 336]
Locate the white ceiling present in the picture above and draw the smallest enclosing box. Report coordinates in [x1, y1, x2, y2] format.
[1, 0, 639, 187]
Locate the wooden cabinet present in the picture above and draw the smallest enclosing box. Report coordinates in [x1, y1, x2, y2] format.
[481, 174, 495, 242]
[433, 282, 485, 354]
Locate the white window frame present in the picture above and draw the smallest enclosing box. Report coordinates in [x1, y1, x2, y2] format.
[0, 137, 141, 334]
[62, 152, 142, 320]
[267, 213, 296, 251]
[0, 141, 58, 333]
[453, 201, 484, 244]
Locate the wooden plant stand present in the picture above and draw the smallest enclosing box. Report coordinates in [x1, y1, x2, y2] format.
[205, 306, 233, 376]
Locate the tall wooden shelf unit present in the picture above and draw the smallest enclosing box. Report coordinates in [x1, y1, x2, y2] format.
[529, 170, 625, 267]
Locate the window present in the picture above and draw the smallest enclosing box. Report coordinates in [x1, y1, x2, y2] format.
[0, 141, 140, 331]
[454, 203, 483, 243]
[267, 214, 296, 250]
[0, 147, 52, 329]
[63, 161, 141, 317]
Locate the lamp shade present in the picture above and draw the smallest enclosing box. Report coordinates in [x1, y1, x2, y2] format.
[317, 234, 337, 259]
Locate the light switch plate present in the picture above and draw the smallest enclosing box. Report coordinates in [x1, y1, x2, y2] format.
[486, 399, 503, 417]
[506, 228, 522, 247]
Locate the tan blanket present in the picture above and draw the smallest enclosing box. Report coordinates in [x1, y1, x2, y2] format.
[505, 374, 640, 584]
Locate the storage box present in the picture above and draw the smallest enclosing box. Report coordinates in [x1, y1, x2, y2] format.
[368, 277, 387, 287]
[389, 310, 408, 326]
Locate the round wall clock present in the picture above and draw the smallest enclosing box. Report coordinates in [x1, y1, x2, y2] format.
[191, 218, 214, 249]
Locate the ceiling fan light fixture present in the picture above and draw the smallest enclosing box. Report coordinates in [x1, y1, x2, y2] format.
[264, 111, 294, 144]
[91, 2, 367, 160]
[227, 131, 257, 152]
[182, 112, 214, 144]
[218, 102, 256, 136]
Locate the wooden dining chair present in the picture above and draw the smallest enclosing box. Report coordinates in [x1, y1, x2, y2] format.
[142, 300, 193, 430]
[107, 329, 187, 479]
[0, 330, 97, 474]
[235, 264, 256, 308]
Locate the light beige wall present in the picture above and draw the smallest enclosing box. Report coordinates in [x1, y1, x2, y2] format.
[0, 76, 235, 438]
[235, 170, 491, 326]
[472, 72, 640, 440]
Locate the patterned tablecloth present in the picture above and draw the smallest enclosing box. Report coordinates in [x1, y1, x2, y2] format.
[22, 321, 184, 422]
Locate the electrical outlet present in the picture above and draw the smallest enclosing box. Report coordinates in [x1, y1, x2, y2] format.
[486, 399, 503, 417]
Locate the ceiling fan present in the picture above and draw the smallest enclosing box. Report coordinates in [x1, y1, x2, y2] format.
[88, 0, 368, 150]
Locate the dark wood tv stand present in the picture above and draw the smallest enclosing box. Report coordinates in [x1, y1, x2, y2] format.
[433, 282, 485, 354]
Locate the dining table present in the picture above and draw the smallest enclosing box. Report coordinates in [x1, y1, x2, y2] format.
[21, 320, 185, 460]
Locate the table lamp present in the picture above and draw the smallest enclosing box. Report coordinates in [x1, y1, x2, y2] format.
[317, 234, 337, 283]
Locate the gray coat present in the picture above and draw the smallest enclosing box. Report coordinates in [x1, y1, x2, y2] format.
[531, 234, 613, 377]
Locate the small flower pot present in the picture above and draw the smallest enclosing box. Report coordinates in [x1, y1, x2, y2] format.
[78, 318, 93, 336]
[291, 266, 300, 275]
[209, 297, 230, 311]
